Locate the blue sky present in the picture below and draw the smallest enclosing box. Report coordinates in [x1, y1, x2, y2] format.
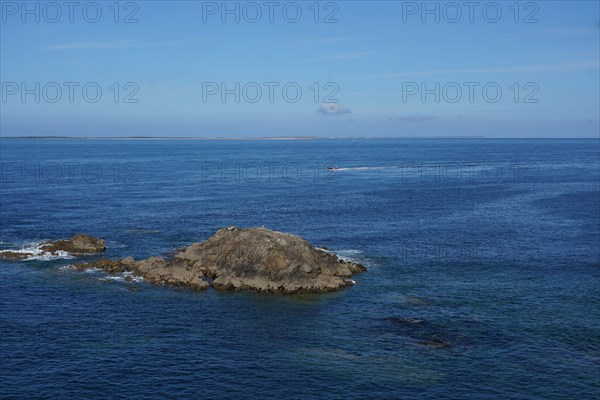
[1, 0, 599, 137]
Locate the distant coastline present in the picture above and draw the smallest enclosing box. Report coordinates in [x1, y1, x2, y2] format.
[0, 136, 320, 141]
[0, 135, 539, 141]
[1, 136, 598, 141]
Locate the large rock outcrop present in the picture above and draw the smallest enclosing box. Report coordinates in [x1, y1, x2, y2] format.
[76, 227, 366, 294]
[0, 234, 106, 260]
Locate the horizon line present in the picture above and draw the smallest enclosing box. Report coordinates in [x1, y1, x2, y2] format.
[1, 136, 599, 141]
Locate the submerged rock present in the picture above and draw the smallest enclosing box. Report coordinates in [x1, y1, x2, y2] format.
[75, 227, 366, 294]
[386, 317, 425, 325]
[384, 317, 465, 349]
[418, 338, 450, 348]
[0, 234, 106, 261]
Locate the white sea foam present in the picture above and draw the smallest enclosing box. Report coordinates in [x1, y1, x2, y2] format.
[100, 275, 125, 282]
[317, 247, 363, 262]
[0, 241, 76, 261]
[99, 271, 143, 283]
[60, 265, 143, 283]
[337, 166, 391, 171]
[332, 249, 372, 269]
[0, 242, 43, 255]
[29, 250, 75, 261]
[335, 249, 363, 262]
[337, 249, 363, 255]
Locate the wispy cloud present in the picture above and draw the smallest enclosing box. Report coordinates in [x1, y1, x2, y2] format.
[397, 114, 435, 122]
[317, 103, 352, 115]
[44, 40, 187, 51]
[45, 40, 137, 51]
[343, 61, 600, 80]
[320, 51, 377, 61]
[494, 26, 598, 42]
[277, 35, 357, 48]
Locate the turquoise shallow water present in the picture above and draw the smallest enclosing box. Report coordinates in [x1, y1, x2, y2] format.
[1, 138, 599, 399]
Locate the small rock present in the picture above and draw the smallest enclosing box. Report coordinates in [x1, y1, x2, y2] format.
[1, 234, 106, 261]
[0, 251, 32, 260]
[40, 234, 106, 254]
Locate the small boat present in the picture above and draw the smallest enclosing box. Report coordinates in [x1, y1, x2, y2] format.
[326, 165, 340, 171]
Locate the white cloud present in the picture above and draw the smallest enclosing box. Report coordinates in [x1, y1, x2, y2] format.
[316, 104, 352, 115]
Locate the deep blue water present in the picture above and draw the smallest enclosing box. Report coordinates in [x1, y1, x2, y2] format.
[1, 138, 599, 399]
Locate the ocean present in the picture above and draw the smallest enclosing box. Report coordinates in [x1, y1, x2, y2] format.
[1, 138, 599, 399]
